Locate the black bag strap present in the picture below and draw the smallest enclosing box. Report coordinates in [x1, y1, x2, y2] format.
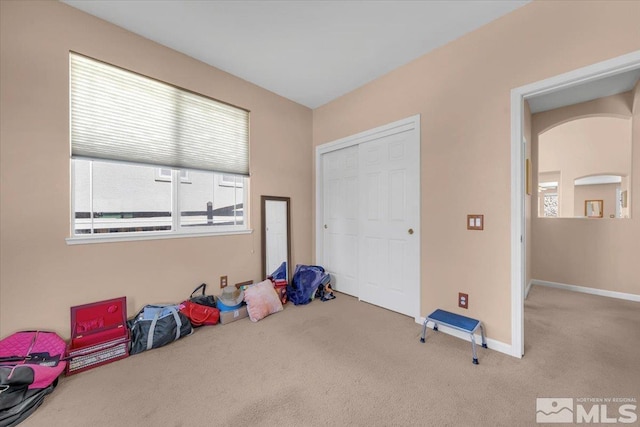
[190, 283, 207, 299]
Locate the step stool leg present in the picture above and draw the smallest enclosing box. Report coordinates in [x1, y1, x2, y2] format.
[471, 333, 479, 365]
[480, 323, 487, 349]
[420, 319, 429, 343]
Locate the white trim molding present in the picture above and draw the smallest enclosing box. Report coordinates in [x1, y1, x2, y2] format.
[525, 280, 533, 299]
[531, 280, 640, 302]
[66, 228, 253, 245]
[510, 87, 525, 358]
[510, 49, 640, 360]
[415, 317, 512, 357]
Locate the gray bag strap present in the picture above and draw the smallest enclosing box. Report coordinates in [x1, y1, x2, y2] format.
[146, 310, 161, 351]
[169, 306, 182, 342]
[145, 305, 183, 350]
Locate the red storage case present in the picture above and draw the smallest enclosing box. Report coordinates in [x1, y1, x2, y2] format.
[66, 297, 130, 375]
[272, 279, 288, 305]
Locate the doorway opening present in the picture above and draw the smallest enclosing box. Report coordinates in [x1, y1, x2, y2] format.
[511, 50, 640, 358]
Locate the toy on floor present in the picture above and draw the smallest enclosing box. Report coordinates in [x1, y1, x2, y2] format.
[321, 283, 336, 301]
[315, 278, 335, 302]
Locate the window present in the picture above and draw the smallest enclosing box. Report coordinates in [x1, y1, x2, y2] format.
[179, 170, 245, 228]
[155, 168, 190, 183]
[72, 159, 246, 235]
[69, 53, 250, 241]
[543, 193, 558, 217]
[538, 180, 559, 218]
[220, 174, 244, 187]
[73, 160, 173, 234]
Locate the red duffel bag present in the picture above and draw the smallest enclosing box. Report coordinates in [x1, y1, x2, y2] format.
[179, 301, 220, 327]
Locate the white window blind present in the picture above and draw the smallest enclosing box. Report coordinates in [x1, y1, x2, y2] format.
[70, 53, 249, 175]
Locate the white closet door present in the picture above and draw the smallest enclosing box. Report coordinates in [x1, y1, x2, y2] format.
[358, 130, 420, 317]
[318, 116, 420, 318]
[322, 145, 359, 297]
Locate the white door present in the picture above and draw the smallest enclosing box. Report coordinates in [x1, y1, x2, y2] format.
[322, 145, 359, 297]
[318, 115, 420, 318]
[358, 130, 420, 317]
[265, 200, 288, 278]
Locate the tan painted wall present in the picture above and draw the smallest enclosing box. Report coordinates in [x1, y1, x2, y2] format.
[538, 115, 632, 216]
[532, 92, 633, 134]
[313, 0, 640, 344]
[0, 1, 313, 338]
[531, 88, 639, 294]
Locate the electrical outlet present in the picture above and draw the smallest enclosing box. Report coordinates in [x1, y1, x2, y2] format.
[235, 280, 253, 290]
[220, 275, 228, 288]
[458, 292, 468, 309]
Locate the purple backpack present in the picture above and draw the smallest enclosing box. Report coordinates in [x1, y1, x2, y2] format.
[287, 265, 329, 305]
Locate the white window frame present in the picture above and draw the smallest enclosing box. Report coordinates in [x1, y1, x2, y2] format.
[67, 160, 251, 245]
[155, 168, 191, 183]
[219, 173, 244, 187]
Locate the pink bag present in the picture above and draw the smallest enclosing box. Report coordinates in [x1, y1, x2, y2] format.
[0, 331, 67, 389]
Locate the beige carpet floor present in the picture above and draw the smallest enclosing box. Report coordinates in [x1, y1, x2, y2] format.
[19, 285, 640, 426]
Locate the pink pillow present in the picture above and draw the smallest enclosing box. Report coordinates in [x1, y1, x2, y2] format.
[243, 279, 283, 322]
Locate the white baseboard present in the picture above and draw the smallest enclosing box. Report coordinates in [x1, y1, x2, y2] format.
[415, 317, 512, 356]
[531, 279, 640, 302]
[525, 280, 533, 299]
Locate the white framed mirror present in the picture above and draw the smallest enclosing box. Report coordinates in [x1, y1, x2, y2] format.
[261, 196, 291, 282]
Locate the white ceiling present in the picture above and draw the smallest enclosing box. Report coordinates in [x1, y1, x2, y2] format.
[62, 0, 530, 109]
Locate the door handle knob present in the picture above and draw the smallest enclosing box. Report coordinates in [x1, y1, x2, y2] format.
[324, 224, 328, 229]
[408, 228, 414, 235]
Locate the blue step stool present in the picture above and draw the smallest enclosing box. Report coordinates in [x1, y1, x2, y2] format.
[420, 309, 487, 364]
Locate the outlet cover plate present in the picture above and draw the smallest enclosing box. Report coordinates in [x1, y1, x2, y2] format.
[467, 214, 483, 230]
[458, 292, 469, 309]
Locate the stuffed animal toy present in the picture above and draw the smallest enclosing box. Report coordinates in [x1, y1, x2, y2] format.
[322, 283, 335, 301]
[316, 282, 336, 302]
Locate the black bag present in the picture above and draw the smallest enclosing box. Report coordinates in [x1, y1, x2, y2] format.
[127, 305, 192, 356]
[0, 365, 57, 427]
[189, 283, 216, 308]
[0, 380, 56, 427]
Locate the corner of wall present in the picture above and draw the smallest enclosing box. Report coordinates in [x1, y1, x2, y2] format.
[633, 79, 640, 114]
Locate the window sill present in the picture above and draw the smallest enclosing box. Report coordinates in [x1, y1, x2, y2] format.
[66, 228, 253, 245]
